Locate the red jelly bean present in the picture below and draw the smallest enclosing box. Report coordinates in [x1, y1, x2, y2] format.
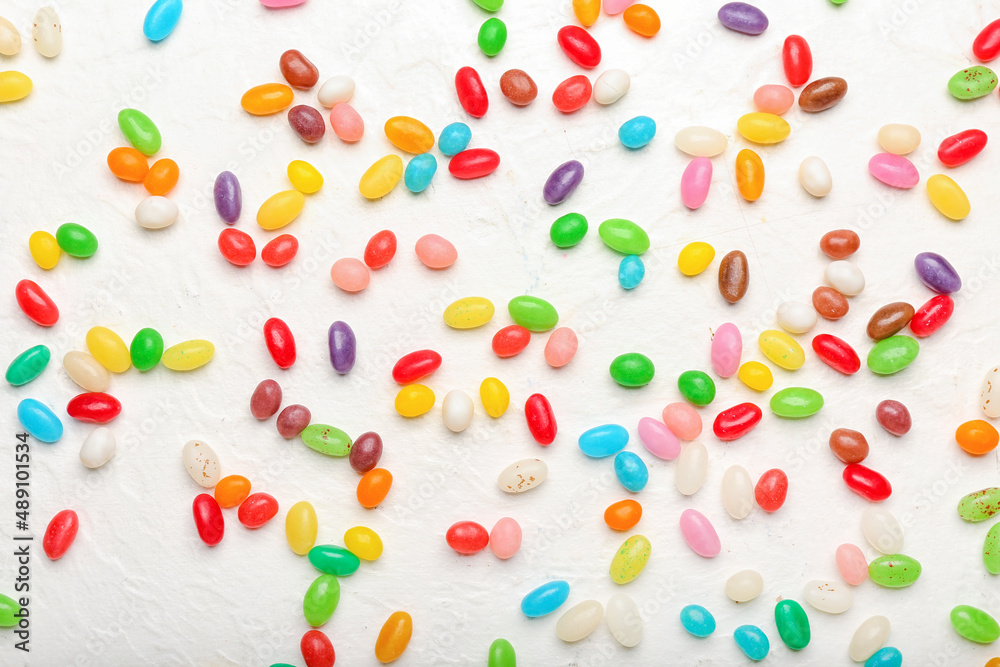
[238, 492, 279, 528]
[449, 148, 500, 179]
[218, 228, 256, 266]
[713, 403, 762, 441]
[525, 393, 557, 445]
[261, 234, 299, 268]
[974, 18, 1000, 62]
[910, 294, 954, 337]
[811, 333, 861, 375]
[364, 229, 397, 269]
[301, 629, 336, 667]
[842, 464, 891, 502]
[192, 494, 224, 546]
[455, 66, 488, 118]
[557, 25, 602, 69]
[876, 399, 911, 436]
[781, 35, 812, 87]
[43, 509, 78, 560]
[15, 279, 59, 327]
[553, 75, 592, 113]
[264, 317, 296, 369]
[67, 392, 122, 424]
[755, 468, 788, 512]
[392, 350, 442, 384]
[938, 129, 987, 167]
[445, 520, 489, 554]
[492, 325, 531, 358]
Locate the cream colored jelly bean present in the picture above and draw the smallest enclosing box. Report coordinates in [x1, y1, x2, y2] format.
[63, 351, 110, 392]
[861, 506, 903, 554]
[877, 123, 920, 155]
[849, 615, 891, 662]
[32, 7, 61, 57]
[981, 366, 1000, 418]
[675, 441, 707, 496]
[674, 126, 727, 157]
[498, 458, 547, 493]
[183, 439, 221, 488]
[135, 195, 178, 229]
[0, 17, 21, 55]
[593, 69, 630, 105]
[798, 156, 832, 197]
[802, 580, 853, 614]
[725, 569, 763, 602]
[721, 465, 754, 519]
[776, 301, 817, 334]
[606, 593, 642, 647]
[442, 390, 474, 432]
[556, 600, 603, 642]
[825, 260, 865, 296]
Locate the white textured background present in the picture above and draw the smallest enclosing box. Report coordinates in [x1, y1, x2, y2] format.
[3, 0, 1000, 664]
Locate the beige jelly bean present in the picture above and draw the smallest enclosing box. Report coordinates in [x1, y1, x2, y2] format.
[722, 465, 754, 519]
[826, 260, 865, 296]
[798, 156, 832, 197]
[606, 593, 642, 647]
[803, 580, 854, 614]
[556, 600, 603, 642]
[63, 351, 110, 392]
[183, 439, 221, 488]
[32, 7, 61, 58]
[725, 569, 763, 602]
[675, 441, 708, 496]
[497, 458, 547, 493]
[981, 366, 1000, 418]
[593, 69, 630, 105]
[861, 506, 903, 554]
[674, 126, 727, 157]
[776, 301, 817, 334]
[877, 123, 920, 155]
[849, 615, 891, 662]
[0, 16, 20, 55]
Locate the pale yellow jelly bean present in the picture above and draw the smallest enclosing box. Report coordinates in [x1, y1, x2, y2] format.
[86, 326, 131, 373]
[674, 126, 727, 157]
[257, 190, 305, 230]
[677, 241, 715, 276]
[395, 384, 435, 417]
[287, 160, 323, 194]
[29, 231, 60, 270]
[926, 174, 970, 221]
[480, 377, 510, 418]
[0, 71, 32, 103]
[443, 297, 495, 329]
[758, 330, 804, 370]
[285, 501, 318, 555]
[63, 351, 110, 392]
[736, 113, 790, 144]
[877, 124, 920, 155]
[359, 155, 403, 199]
[162, 340, 215, 371]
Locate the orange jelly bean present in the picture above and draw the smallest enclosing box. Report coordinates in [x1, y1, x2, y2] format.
[144, 158, 179, 195]
[736, 148, 765, 201]
[956, 419, 1000, 455]
[107, 147, 148, 182]
[384, 116, 434, 154]
[357, 468, 393, 509]
[214, 474, 251, 508]
[604, 499, 642, 531]
[240, 83, 294, 116]
[623, 4, 661, 37]
[375, 611, 412, 663]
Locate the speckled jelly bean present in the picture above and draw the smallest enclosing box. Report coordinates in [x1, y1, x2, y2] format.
[758, 330, 804, 370]
[609, 535, 651, 583]
[497, 458, 547, 493]
[869, 554, 921, 588]
[948, 66, 998, 99]
[958, 487, 1000, 522]
[444, 297, 494, 329]
[163, 340, 214, 371]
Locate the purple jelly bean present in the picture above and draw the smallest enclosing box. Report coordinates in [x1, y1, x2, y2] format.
[717, 2, 768, 35]
[328, 321, 356, 374]
[914, 252, 961, 294]
[543, 160, 584, 205]
[214, 171, 242, 224]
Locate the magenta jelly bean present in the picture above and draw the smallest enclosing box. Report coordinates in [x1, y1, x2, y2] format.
[713, 403, 762, 441]
[681, 157, 712, 209]
[868, 153, 919, 189]
[455, 66, 488, 118]
[543, 160, 584, 205]
[557, 25, 601, 69]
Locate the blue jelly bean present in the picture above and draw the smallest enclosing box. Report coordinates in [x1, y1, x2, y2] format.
[865, 647, 902, 667]
[680, 604, 716, 637]
[618, 116, 657, 149]
[404, 154, 438, 193]
[578, 424, 629, 458]
[734, 624, 770, 661]
[143, 0, 183, 42]
[17, 399, 63, 443]
[614, 451, 648, 492]
[438, 122, 472, 157]
[618, 255, 645, 289]
[520, 580, 570, 617]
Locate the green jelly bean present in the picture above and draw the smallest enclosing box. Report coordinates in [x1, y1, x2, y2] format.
[130, 328, 164, 372]
[769, 387, 824, 418]
[508, 295, 558, 332]
[0, 593, 21, 627]
[774, 599, 810, 650]
[488, 638, 516, 667]
[303, 573, 341, 627]
[550, 212, 588, 248]
[609, 534, 651, 584]
[308, 544, 360, 576]
[55, 223, 98, 258]
[301, 424, 352, 457]
[472, 0, 503, 11]
[478, 18, 507, 57]
[868, 553, 921, 588]
[951, 604, 1000, 643]
[6, 345, 50, 386]
[948, 66, 998, 100]
[958, 487, 1000, 522]
[677, 370, 715, 406]
[599, 218, 650, 255]
[984, 522, 1000, 574]
[118, 108, 162, 156]
[866, 335, 919, 375]
[610, 353, 654, 387]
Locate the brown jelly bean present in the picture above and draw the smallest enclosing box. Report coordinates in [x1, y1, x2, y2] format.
[279, 49, 319, 89]
[829, 428, 869, 464]
[277, 404, 311, 439]
[876, 400, 911, 436]
[288, 105, 325, 144]
[819, 229, 860, 259]
[798, 76, 847, 112]
[718, 250, 749, 303]
[866, 302, 915, 341]
[349, 431, 383, 473]
[813, 286, 849, 320]
[500, 69, 538, 106]
[250, 379, 282, 419]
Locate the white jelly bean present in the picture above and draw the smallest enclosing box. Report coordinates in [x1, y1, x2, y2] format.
[776, 301, 817, 334]
[442, 389, 474, 432]
[0, 16, 21, 55]
[674, 126, 727, 157]
[606, 593, 642, 647]
[32, 7, 61, 58]
[556, 600, 603, 642]
[861, 506, 903, 554]
[80, 427, 116, 469]
[877, 123, 920, 155]
[675, 441, 708, 496]
[183, 439, 221, 488]
[825, 260, 865, 296]
[725, 569, 763, 602]
[981, 366, 1000, 418]
[849, 615, 890, 662]
[721, 465, 754, 519]
[497, 458, 547, 493]
[317, 75, 355, 107]
[798, 156, 832, 197]
[593, 69, 630, 105]
[803, 580, 854, 614]
[136, 196, 179, 230]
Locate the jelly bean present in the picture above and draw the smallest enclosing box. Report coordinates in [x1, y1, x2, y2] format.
[29, 231, 59, 270]
[820, 229, 860, 259]
[681, 157, 712, 209]
[279, 49, 319, 89]
[798, 156, 832, 197]
[599, 218, 649, 255]
[449, 148, 501, 179]
[0, 70, 31, 103]
[343, 431, 382, 474]
[144, 158, 179, 195]
[301, 630, 335, 667]
[609, 535, 651, 583]
[829, 428, 869, 464]
[540, 328, 576, 369]
[550, 212, 588, 249]
[556, 600, 603, 643]
[605, 499, 643, 531]
[488, 639, 516, 667]
[118, 108, 161, 156]
[262, 318, 295, 369]
[261, 234, 298, 268]
[915, 251, 961, 293]
[679, 509, 720, 557]
[182, 440, 221, 488]
[442, 296, 493, 329]
[868, 153, 918, 189]
[192, 494, 224, 547]
[906, 295, 950, 337]
[215, 475, 251, 508]
[863, 506, 904, 554]
[718, 2, 768, 34]
[605, 0, 634, 13]
[250, 380, 282, 420]
[557, 25, 601, 69]
[722, 465, 754, 519]
[329, 102, 363, 142]
[676, 370, 714, 406]
[948, 66, 998, 99]
[218, 228, 256, 266]
[446, 521, 489, 555]
[983, 368, 1000, 418]
[734, 625, 770, 660]
[214, 171, 241, 224]
[309, 545, 361, 576]
[706, 325, 740, 381]
[300, 424, 352, 456]
[615, 452, 648, 492]
[876, 399, 911, 436]
[491, 325, 529, 358]
[623, 5, 660, 36]
[490, 517, 522, 559]
[774, 599, 810, 650]
[799, 77, 848, 112]
[866, 647, 903, 667]
[522, 393, 556, 445]
[394, 384, 435, 418]
[522, 580, 570, 617]
[320, 321, 355, 377]
[162, 340, 214, 371]
[16, 279, 58, 327]
[619, 116, 656, 149]
[737, 113, 789, 144]
[359, 155, 404, 199]
[813, 286, 849, 320]
[635, 418, 678, 461]
[455, 66, 488, 118]
[869, 554, 921, 588]
[6, 345, 50, 386]
[441, 390, 473, 432]
[867, 335, 919, 375]
[757, 330, 803, 370]
[63, 351, 110, 392]
[738, 361, 772, 391]
[663, 402, 702, 440]
[753, 84, 794, 116]
[677, 241, 715, 276]
[544, 160, 585, 205]
[776, 302, 816, 335]
[986, 522, 1000, 574]
[0, 17, 19, 56]
[843, 464, 891, 501]
[849, 615, 891, 661]
[572, 0, 600, 25]
[826, 260, 865, 296]
[606, 593, 642, 647]
[287, 160, 323, 194]
[86, 326, 130, 372]
[384, 116, 434, 154]
[782, 35, 812, 87]
[618, 255, 645, 289]
[938, 129, 987, 166]
[17, 398, 62, 442]
[675, 441, 708, 495]
[754, 468, 788, 511]
[680, 605, 715, 637]
[713, 403, 762, 441]
[726, 569, 763, 601]
[478, 17, 507, 56]
[356, 468, 393, 509]
[80, 427, 115, 469]
[375, 611, 413, 663]
[498, 458, 547, 493]
[67, 392, 121, 424]
[317, 75, 355, 107]
[837, 543, 869, 585]
[135, 195, 178, 229]
[718, 250, 750, 303]
[438, 123, 471, 157]
[734, 149, 765, 201]
[303, 574, 341, 627]
[877, 123, 921, 155]
[593, 68, 630, 105]
[959, 487, 1000, 522]
[609, 353, 654, 387]
[975, 19, 1000, 61]
[404, 155, 438, 193]
[143, 0, 181, 41]
[359, 231, 397, 271]
[552, 75, 592, 113]
[956, 419, 999, 455]
[675, 126, 728, 157]
[107, 147, 148, 182]
[926, 173, 970, 220]
[770, 387, 823, 418]
[43, 510, 78, 560]
[500, 68, 537, 105]
[507, 295, 557, 332]
[257, 190, 305, 230]
[239, 492, 279, 529]
[241, 83, 293, 116]
[330, 258, 370, 293]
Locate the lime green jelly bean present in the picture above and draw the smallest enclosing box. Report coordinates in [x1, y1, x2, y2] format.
[308, 545, 361, 576]
[609, 534, 651, 584]
[130, 328, 164, 372]
[951, 604, 1000, 643]
[774, 599, 810, 650]
[6, 344, 50, 386]
[984, 522, 1000, 574]
[948, 66, 998, 100]
[550, 212, 588, 248]
[599, 218, 650, 255]
[0, 593, 21, 627]
[958, 488, 1000, 522]
[868, 554, 921, 588]
[610, 353, 654, 387]
[478, 18, 507, 56]
[473, 0, 503, 10]
[677, 370, 715, 406]
[303, 573, 341, 627]
[770, 387, 824, 418]
[301, 424, 352, 457]
[867, 335, 919, 375]
[488, 638, 516, 667]
[508, 296, 558, 332]
[118, 108, 162, 156]
[55, 223, 98, 258]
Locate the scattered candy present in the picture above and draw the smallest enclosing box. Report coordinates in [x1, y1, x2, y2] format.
[557, 600, 604, 642]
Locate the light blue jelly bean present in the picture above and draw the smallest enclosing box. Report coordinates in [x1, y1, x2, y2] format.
[17, 399, 63, 443]
[680, 604, 716, 637]
[618, 116, 657, 149]
[734, 625, 770, 661]
[618, 255, 645, 289]
[865, 647, 902, 667]
[404, 154, 438, 193]
[578, 424, 629, 458]
[439, 122, 472, 156]
[614, 451, 648, 492]
[143, 0, 183, 42]
[520, 580, 570, 617]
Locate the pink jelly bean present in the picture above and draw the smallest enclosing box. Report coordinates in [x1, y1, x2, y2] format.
[330, 103, 364, 142]
[637, 417, 681, 460]
[711, 322, 741, 378]
[604, 0, 635, 14]
[330, 258, 371, 293]
[544, 327, 578, 368]
[489, 517, 522, 559]
[681, 157, 712, 209]
[662, 402, 702, 440]
[868, 153, 919, 189]
[415, 234, 458, 269]
[836, 543, 869, 585]
[260, 0, 306, 6]
[679, 508, 720, 557]
[753, 84, 795, 115]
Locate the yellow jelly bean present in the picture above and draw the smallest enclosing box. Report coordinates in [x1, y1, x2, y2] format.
[738, 361, 773, 391]
[443, 296, 495, 329]
[285, 500, 318, 556]
[677, 241, 715, 276]
[29, 231, 60, 270]
[162, 339, 215, 371]
[344, 525, 383, 561]
[0, 71, 32, 103]
[359, 155, 403, 199]
[375, 611, 413, 663]
[736, 148, 765, 201]
[287, 160, 323, 194]
[395, 384, 435, 417]
[758, 330, 804, 370]
[573, 0, 600, 26]
[926, 174, 970, 221]
[479, 377, 510, 418]
[736, 112, 790, 144]
[384, 116, 435, 154]
[609, 534, 651, 584]
[240, 83, 293, 116]
[257, 190, 305, 230]
[85, 326, 131, 373]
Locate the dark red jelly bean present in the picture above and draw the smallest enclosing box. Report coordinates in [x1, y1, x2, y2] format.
[713, 403, 762, 441]
[782, 35, 812, 87]
[449, 148, 500, 179]
[557, 25, 601, 69]
[938, 129, 987, 167]
[525, 393, 557, 445]
[909, 294, 953, 337]
[755, 468, 788, 512]
[238, 492, 279, 529]
[392, 349, 442, 384]
[280, 49, 319, 90]
[876, 399, 911, 436]
[364, 230, 397, 269]
[250, 379, 282, 419]
[552, 75, 592, 113]
[492, 325, 531, 358]
[350, 431, 383, 473]
[261, 234, 299, 268]
[301, 629, 336, 667]
[264, 317, 296, 369]
[974, 19, 1000, 62]
[276, 404, 311, 439]
[288, 105, 326, 143]
[15, 279, 59, 326]
[445, 520, 489, 554]
[455, 66, 488, 118]
[43, 509, 78, 560]
[811, 333, 861, 375]
[67, 392, 122, 424]
[218, 228, 256, 266]
[843, 464, 892, 502]
[192, 494, 224, 546]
